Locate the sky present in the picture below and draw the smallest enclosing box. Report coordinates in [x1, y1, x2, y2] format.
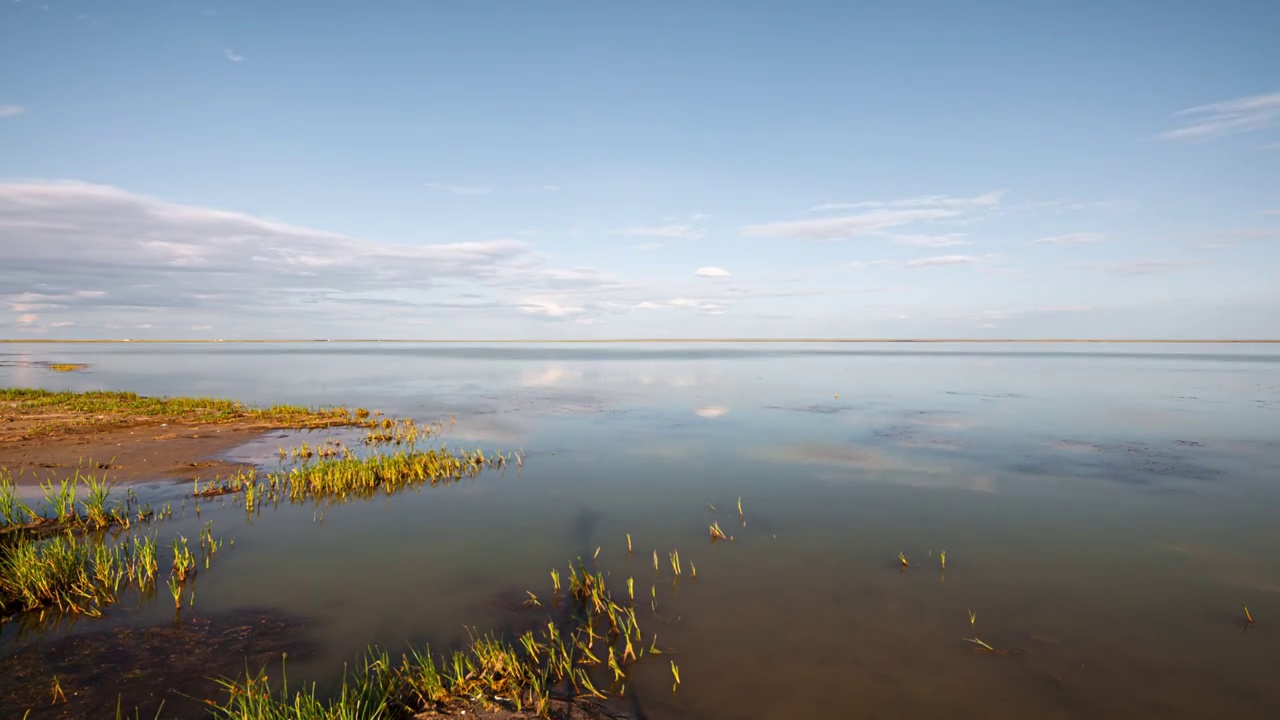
[1, 0, 1278, 340]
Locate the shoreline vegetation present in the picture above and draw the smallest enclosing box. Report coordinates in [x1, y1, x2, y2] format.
[1, 338, 1279, 344]
[0, 388, 377, 440]
[1, 387, 676, 719]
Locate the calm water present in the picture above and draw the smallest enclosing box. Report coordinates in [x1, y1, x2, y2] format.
[3, 343, 1280, 719]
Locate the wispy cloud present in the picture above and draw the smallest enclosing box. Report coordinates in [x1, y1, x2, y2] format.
[742, 208, 958, 241]
[903, 254, 979, 268]
[807, 191, 1004, 214]
[1198, 227, 1280, 248]
[223, 48, 245, 63]
[425, 182, 491, 196]
[807, 201, 881, 213]
[1031, 232, 1105, 245]
[694, 266, 731, 278]
[617, 223, 705, 240]
[752, 191, 1002, 242]
[890, 233, 970, 248]
[0, 105, 25, 118]
[1068, 260, 1199, 275]
[1158, 91, 1280, 141]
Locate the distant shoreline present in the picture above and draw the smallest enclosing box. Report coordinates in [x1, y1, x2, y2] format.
[1, 338, 1278, 345]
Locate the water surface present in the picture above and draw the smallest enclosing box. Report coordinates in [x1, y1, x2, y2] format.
[3, 343, 1279, 718]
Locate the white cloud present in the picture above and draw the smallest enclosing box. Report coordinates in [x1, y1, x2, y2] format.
[0, 105, 25, 118]
[694, 266, 731, 278]
[617, 223, 705, 240]
[1158, 92, 1280, 141]
[634, 297, 723, 314]
[190, 324, 213, 331]
[890, 233, 970, 248]
[0, 180, 643, 335]
[903, 254, 978, 268]
[519, 298, 583, 318]
[223, 48, 245, 63]
[425, 182, 491, 195]
[695, 406, 729, 418]
[742, 208, 958, 241]
[1031, 232, 1105, 245]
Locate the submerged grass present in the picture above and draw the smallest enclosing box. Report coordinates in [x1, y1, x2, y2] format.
[0, 468, 217, 621]
[197, 443, 516, 511]
[211, 553, 676, 718]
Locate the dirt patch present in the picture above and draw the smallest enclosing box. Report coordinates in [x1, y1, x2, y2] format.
[0, 420, 280, 486]
[0, 608, 316, 719]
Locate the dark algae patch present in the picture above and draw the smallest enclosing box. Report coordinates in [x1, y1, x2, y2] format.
[1, 608, 315, 719]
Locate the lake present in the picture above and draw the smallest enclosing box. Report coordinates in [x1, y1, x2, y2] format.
[2, 342, 1279, 719]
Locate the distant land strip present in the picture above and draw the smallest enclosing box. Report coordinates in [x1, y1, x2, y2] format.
[1, 338, 1278, 344]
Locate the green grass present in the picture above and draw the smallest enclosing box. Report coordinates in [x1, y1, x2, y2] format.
[1, 387, 375, 436]
[0, 531, 161, 619]
[1, 468, 149, 539]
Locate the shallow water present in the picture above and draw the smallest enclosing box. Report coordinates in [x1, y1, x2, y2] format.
[3, 343, 1280, 718]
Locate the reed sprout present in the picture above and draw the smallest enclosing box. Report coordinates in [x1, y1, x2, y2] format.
[965, 637, 995, 652]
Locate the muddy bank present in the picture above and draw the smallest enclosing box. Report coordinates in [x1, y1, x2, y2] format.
[0, 420, 280, 486]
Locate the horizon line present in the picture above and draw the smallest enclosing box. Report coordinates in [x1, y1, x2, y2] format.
[2, 338, 1279, 344]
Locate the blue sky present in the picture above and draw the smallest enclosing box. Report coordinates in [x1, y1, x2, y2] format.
[1, 0, 1278, 339]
